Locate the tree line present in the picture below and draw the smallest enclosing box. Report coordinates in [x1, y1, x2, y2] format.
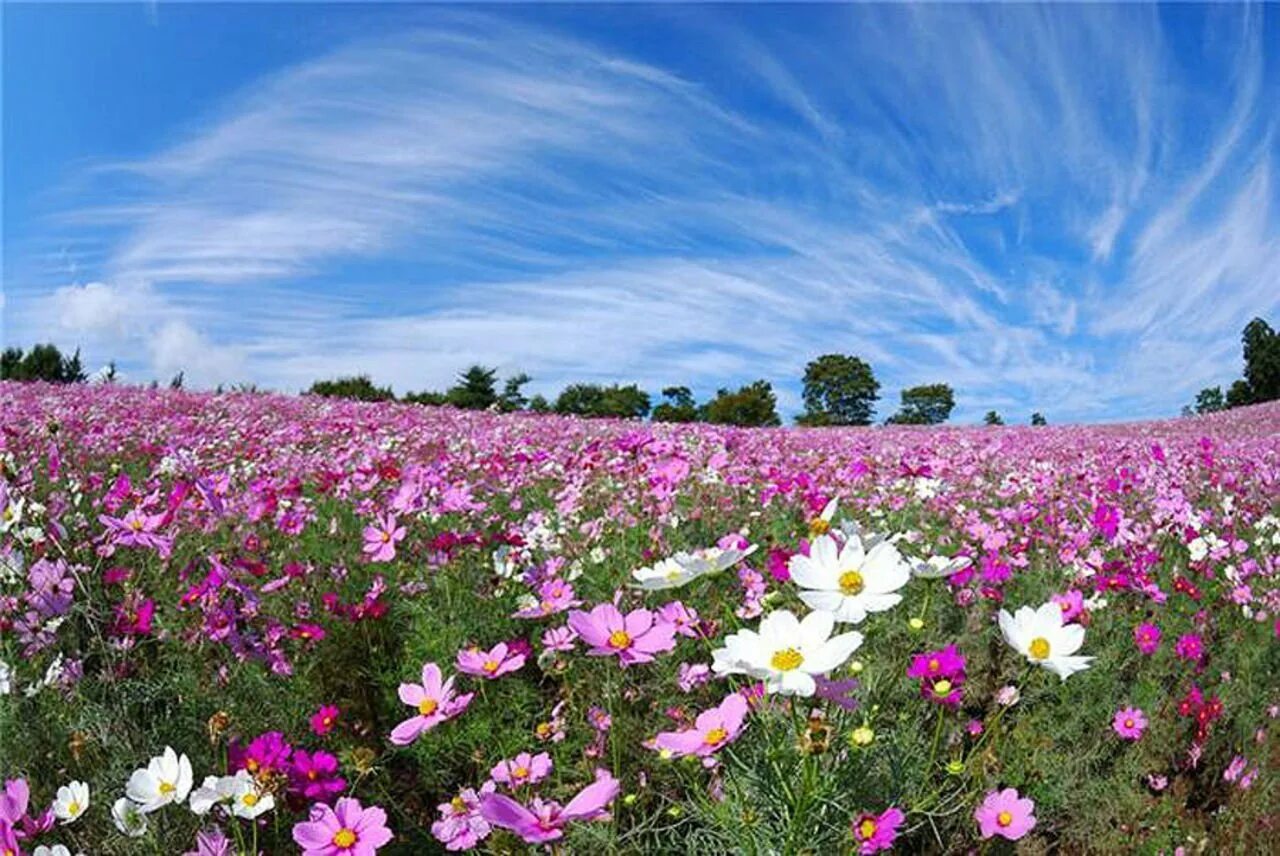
[1187, 318, 1280, 415]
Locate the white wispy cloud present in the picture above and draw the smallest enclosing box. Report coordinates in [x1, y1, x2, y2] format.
[6, 6, 1278, 421]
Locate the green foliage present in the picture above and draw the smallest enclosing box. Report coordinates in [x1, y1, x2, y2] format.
[700, 380, 781, 427]
[888, 383, 956, 425]
[983, 410, 1003, 425]
[1241, 317, 1280, 404]
[307, 375, 396, 402]
[446, 365, 499, 410]
[1030, 412, 1047, 426]
[1194, 386, 1225, 414]
[497, 373, 531, 413]
[527, 394, 551, 413]
[1225, 379, 1253, 409]
[798, 354, 879, 426]
[0, 343, 88, 383]
[652, 386, 699, 424]
[554, 383, 651, 419]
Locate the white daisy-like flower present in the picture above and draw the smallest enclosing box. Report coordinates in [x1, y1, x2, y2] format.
[711, 609, 862, 697]
[910, 554, 972, 579]
[227, 771, 274, 819]
[0, 660, 11, 695]
[788, 534, 910, 624]
[112, 797, 148, 837]
[52, 781, 89, 824]
[998, 602, 1094, 681]
[633, 544, 756, 590]
[188, 775, 234, 816]
[33, 846, 79, 856]
[126, 746, 193, 813]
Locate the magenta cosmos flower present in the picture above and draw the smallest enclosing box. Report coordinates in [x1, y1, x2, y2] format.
[653, 692, 749, 757]
[906, 644, 966, 708]
[311, 704, 341, 736]
[974, 788, 1036, 841]
[456, 641, 526, 680]
[1113, 707, 1148, 740]
[851, 806, 905, 855]
[1174, 633, 1204, 662]
[1133, 622, 1161, 655]
[567, 603, 676, 666]
[490, 752, 553, 789]
[293, 797, 392, 855]
[362, 514, 405, 563]
[480, 770, 619, 844]
[390, 662, 474, 745]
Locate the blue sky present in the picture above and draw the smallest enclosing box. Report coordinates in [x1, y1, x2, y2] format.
[4, 3, 1278, 423]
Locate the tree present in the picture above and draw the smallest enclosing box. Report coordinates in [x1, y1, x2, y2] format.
[527, 394, 551, 413]
[447, 365, 499, 410]
[887, 383, 956, 425]
[1241, 317, 1280, 404]
[307, 375, 395, 402]
[1225, 379, 1254, 409]
[0, 344, 89, 383]
[798, 354, 879, 426]
[554, 383, 650, 419]
[1193, 386, 1225, 414]
[984, 410, 1004, 426]
[1030, 412, 1047, 426]
[497, 373, 532, 413]
[700, 380, 781, 427]
[169, 371, 185, 390]
[652, 386, 699, 423]
[402, 390, 447, 406]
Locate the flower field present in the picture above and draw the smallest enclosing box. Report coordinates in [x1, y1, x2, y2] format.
[1, 382, 1277, 854]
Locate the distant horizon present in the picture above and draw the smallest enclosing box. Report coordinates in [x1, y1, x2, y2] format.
[4, 4, 1278, 424]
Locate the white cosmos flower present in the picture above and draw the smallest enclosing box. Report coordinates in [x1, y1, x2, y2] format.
[911, 555, 972, 579]
[188, 775, 234, 816]
[227, 771, 274, 819]
[33, 846, 80, 856]
[789, 534, 910, 624]
[52, 781, 89, 824]
[112, 796, 149, 837]
[633, 544, 757, 590]
[711, 609, 862, 697]
[998, 602, 1094, 681]
[0, 660, 11, 695]
[126, 746, 193, 813]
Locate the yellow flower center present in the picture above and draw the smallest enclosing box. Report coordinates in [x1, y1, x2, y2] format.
[839, 569, 864, 595]
[482, 660, 500, 673]
[242, 792, 259, 806]
[771, 648, 804, 672]
[158, 781, 176, 795]
[246, 759, 260, 773]
[513, 765, 529, 779]
[535, 722, 551, 737]
[809, 518, 831, 536]
[333, 828, 357, 848]
[1028, 637, 1051, 660]
[858, 818, 878, 840]
[928, 658, 940, 672]
[129, 518, 144, 531]
[1124, 718, 1134, 729]
[418, 698, 439, 716]
[68, 800, 81, 815]
[451, 796, 466, 811]
[933, 679, 953, 695]
[608, 630, 632, 649]
[703, 727, 728, 745]
[380, 531, 390, 542]
[997, 810, 1013, 827]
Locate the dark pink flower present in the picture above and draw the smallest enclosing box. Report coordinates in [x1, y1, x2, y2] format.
[311, 705, 341, 736]
[851, 806, 905, 854]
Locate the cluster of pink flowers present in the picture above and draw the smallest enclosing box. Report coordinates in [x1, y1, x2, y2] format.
[906, 643, 967, 708]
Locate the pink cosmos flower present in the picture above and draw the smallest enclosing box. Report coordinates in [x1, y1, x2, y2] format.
[567, 604, 676, 666]
[1174, 633, 1203, 662]
[851, 806, 905, 855]
[658, 601, 702, 638]
[677, 662, 711, 692]
[432, 782, 495, 851]
[1222, 755, 1247, 783]
[974, 788, 1036, 841]
[480, 770, 619, 844]
[906, 644, 966, 707]
[513, 579, 581, 618]
[1134, 622, 1161, 655]
[456, 642, 526, 680]
[290, 749, 347, 801]
[292, 797, 393, 855]
[362, 514, 405, 563]
[311, 704, 341, 736]
[0, 778, 29, 824]
[390, 662, 474, 745]
[1113, 707, 1148, 740]
[653, 693, 749, 757]
[490, 752, 553, 789]
[1051, 590, 1084, 622]
[541, 626, 578, 652]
